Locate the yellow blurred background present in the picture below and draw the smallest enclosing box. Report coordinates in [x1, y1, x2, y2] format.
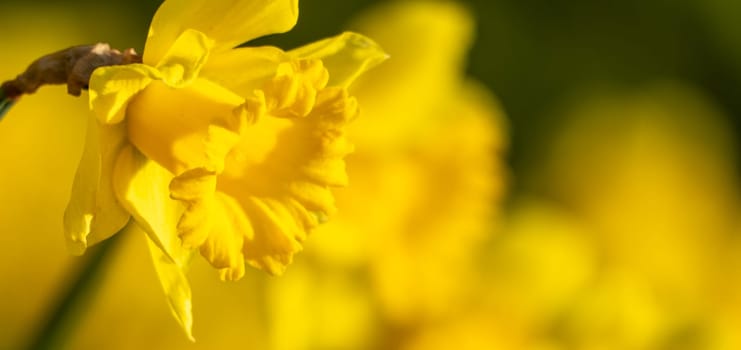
[1, 0, 740, 349]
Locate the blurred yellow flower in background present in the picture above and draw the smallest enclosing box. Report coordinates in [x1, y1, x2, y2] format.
[341, 0, 507, 325]
[265, 1, 508, 349]
[62, 0, 385, 338]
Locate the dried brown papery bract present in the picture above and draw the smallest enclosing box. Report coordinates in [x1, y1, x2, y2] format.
[1, 43, 142, 98]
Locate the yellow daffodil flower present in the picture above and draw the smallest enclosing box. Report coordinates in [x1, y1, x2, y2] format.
[63, 0, 385, 338]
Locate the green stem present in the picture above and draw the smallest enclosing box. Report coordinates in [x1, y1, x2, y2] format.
[24, 231, 124, 350]
[0, 94, 16, 120]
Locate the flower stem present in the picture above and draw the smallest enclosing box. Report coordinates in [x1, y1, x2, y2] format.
[0, 92, 16, 121]
[24, 231, 125, 350]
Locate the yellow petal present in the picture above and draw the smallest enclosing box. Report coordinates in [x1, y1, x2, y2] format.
[241, 196, 305, 276]
[145, 230, 195, 341]
[63, 116, 130, 255]
[170, 168, 217, 249]
[156, 29, 213, 87]
[88, 64, 161, 124]
[263, 59, 328, 118]
[126, 78, 243, 175]
[289, 32, 388, 88]
[201, 46, 288, 97]
[287, 181, 337, 215]
[114, 149, 198, 337]
[112, 144, 183, 260]
[199, 193, 249, 281]
[144, 0, 298, 64]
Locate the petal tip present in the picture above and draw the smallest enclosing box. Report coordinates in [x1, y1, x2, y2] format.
[218, 264, 246, 281]
[180, 301, 195, 342]
[289, 31, 389, 87]
[339, 31, 390, 67]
